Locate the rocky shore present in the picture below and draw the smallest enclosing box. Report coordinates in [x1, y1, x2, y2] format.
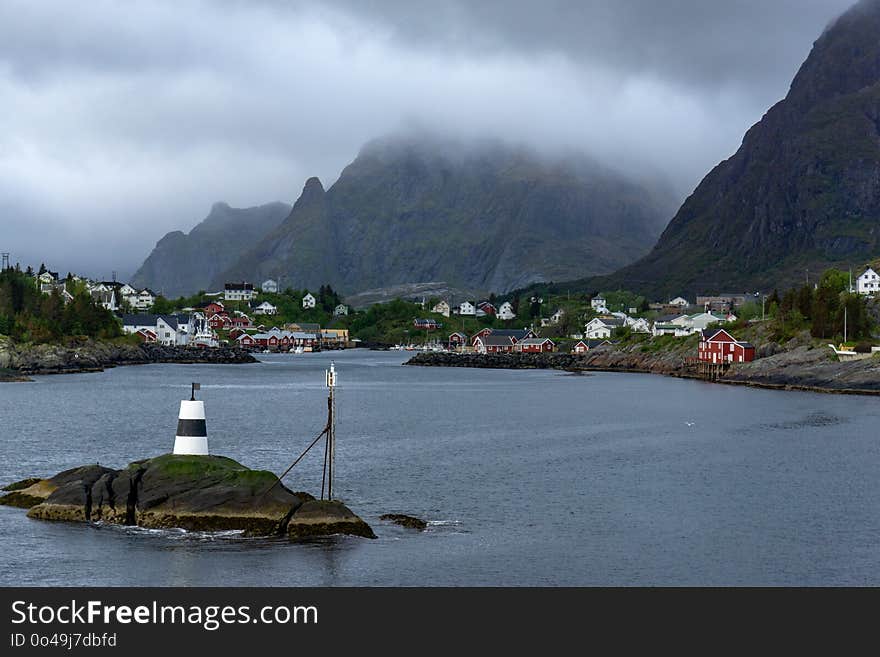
[1, 455, 375, 540]
[0, 337, 256, 377]
[406, 342, 880, 395]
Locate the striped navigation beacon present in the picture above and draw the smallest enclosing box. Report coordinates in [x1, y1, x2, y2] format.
[173, 382, 209, 455]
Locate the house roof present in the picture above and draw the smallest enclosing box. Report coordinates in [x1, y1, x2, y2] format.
[225, 282, 253, 290]
[122, 313, 190, 329]
[700, 328, 735, 341]
[477, 335, 515, 346]
[488, 328, 533, 338]
[292, 322, 320, 331]
[590, 317, 625, 327]
[518, 338, 554, 346]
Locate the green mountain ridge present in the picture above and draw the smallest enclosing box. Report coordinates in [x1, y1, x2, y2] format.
[212, 136, 677, 295]
[572, 0, 880, 299]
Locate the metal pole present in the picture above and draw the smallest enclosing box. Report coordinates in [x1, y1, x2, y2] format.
[328, 385, 333, 500]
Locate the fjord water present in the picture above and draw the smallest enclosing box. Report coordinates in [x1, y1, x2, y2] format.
[2, 350, 879, 586]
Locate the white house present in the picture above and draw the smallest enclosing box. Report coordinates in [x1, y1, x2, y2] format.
[302, 293, 316, 309]
[497, 301, 516, 320]
[133, 289, 156, 310]
[669, 297, 690, 307]
[334, 304, 349, 316]
[857, 268, 879, 295]
[626, 317, 651, 333]
[656, 312, 733, 336]
[590, 295, 608, 312]
[122, 313, 195, 346]
[254, 301, 278, 315]
[117, 284, 137, 306]
[262, 279, 278, 294]
[584, 317, 625, 339]
[432, 300, 450, 317]
[459, 301, 476, 316]
[224, 282, 255, 302]
[550, 308, 565, 324]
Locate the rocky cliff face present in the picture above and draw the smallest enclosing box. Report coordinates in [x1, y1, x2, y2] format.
[213, 136, 677, 295]
[595, 0, 880, 298]
[131, 201, 290, 298]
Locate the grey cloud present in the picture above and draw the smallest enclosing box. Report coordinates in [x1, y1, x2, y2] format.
[0, 0, 858, 279]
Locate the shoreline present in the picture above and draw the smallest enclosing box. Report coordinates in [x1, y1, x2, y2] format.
[405, 350, 880, 397]
[0, 338, 257, 379]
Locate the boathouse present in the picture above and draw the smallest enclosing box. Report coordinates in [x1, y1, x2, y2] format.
[698, 329, 755, 364]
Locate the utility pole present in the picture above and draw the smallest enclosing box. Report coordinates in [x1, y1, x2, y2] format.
[762, 295, 766, 322]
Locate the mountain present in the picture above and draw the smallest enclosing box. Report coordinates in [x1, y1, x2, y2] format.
[212, 136, 677, 296]
[130, 201, 290, 298]
[585, 0, 880, 299]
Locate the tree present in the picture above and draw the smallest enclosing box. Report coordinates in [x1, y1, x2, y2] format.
[797, 285, 813, 320]
[819, 268, 849, 294]
[151, 296, 175, 314]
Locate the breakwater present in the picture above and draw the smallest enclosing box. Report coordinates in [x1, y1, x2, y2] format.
[0, 337, 256, 376]
[406, 346, 880, 396]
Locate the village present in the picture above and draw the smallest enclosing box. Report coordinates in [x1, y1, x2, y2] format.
[20, 263, 880, 367]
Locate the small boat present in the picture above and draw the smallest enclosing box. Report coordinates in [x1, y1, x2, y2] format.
[827, 344, 872, 361]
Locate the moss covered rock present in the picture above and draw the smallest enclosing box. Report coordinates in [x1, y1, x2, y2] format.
[20, 455, 307, 536]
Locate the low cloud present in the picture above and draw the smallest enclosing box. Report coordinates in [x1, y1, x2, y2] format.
[0, 0, 854, 278]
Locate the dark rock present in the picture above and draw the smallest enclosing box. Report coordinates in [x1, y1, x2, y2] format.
[26, 465, 115, 522]
[380, 513, 427, 531]
[287, 500, 376, 540]
[2, 477, 42, 492]
[0, 334, 256, 377]
[0, 477, 47, 508]
[407, 341, 880, 396]
[24, 455, 312, 536]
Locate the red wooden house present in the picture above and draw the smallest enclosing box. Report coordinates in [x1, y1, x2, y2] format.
[204, 302, 225, 315]
[208, 313, 231, 329]
[571, 339, 611, 354]
[471, 327, 537, 346]
[698, 329, 755, 364]
[515, 337, 556, 353]
[448, 332, 468, 350]
[231, 315, 252, 329]
[135, 328, 157, 343]
[237, 334, 256, 348]
[474, 335, 515, 354]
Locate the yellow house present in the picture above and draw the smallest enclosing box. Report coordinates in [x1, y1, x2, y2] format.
[320, 328, 349, 346]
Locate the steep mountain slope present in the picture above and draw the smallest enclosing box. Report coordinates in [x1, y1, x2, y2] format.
[591, 0, 880, 298]
[214, 137, 677, 295]
[131, 201, 290, 298]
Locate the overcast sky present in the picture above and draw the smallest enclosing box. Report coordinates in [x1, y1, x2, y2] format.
[0, 0, 855, 279]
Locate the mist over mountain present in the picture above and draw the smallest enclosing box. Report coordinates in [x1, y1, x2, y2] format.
[582, 0, 880, 298]
[130, 201, 290, 298]
[207, 135, 677, 296]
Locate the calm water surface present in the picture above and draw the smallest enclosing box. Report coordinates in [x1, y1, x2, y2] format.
[1, 350, 879, 586]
